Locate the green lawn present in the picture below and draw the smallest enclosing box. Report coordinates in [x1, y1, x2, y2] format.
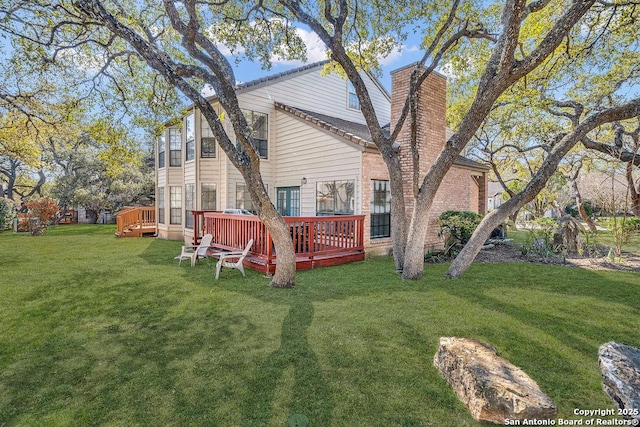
[1, 225, 638, 426]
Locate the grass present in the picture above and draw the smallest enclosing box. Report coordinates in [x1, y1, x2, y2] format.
[1, 224, 639, 426]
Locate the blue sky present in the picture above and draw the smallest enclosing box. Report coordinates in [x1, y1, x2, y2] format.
[219, 27, 425, 91]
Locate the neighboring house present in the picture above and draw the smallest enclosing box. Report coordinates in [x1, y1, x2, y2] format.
[155, 61, 489, 256]
[487, 181, 506, 211]
[73, 207, 116, 224]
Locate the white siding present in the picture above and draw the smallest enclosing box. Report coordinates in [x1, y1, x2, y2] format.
[275, 111, 362, 216]
[161, 63, 390, 239]
[184, 162, 196, 184]
[157, 170, 167, 187]
[237, 67, 390, 126]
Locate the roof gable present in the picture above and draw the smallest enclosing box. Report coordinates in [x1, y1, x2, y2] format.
[276, 102, 489, 171]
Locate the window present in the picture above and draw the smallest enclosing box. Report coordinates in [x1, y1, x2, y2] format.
[169, 128, 182, 167]
[185, 184, 195, 229]
[157, 187, 165, 224]
[170, 186, 182, 224]
[347, 82, 360, 110]
[316, 180, 355, 215]
[241, 110, 268, 159]
[201, 183, 217, 210]
[201, 114, 216, 158]
[158, 134, 165, 168]
[185, 113, 195, 161]
[236, 183, 253, 212]
[370, 180, 391, 238]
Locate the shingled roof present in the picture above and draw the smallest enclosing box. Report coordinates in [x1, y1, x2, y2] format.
[235, 61, 330, 91]
[275, 102, 489, 170]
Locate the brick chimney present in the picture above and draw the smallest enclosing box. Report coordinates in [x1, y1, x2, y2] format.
[390, 64, 447, 218]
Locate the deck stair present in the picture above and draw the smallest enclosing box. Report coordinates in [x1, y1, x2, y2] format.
[115, 206, 156, 237]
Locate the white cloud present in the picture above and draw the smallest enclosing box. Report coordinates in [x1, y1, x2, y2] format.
[270, 27, 328, 65]
[378, 44, 420, 66]
[201, 85, 215, 97]
[215, 42, 246, 57]
[438, 62, 458, 79]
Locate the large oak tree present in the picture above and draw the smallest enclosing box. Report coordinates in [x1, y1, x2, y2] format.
[272, 0, 640, 279]
[1, 0, 313, 287]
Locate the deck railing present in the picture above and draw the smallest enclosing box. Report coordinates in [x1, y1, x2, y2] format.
[191, 210, 221, 245]
[201, 213, 365, 273]
[116, 206, 156, 236]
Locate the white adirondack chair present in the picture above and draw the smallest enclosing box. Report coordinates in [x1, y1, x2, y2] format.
[177, 234, 214, 267]
[214, 239, 254, 279]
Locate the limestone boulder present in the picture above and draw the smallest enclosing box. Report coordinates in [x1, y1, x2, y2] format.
[598, 342, 640, 421]
[433, 337, 557, 425]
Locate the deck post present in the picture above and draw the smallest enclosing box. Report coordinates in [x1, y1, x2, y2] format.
[193, 211, 200, 246]
[309, 220, 316, 261]
[266, 228, 273, 276]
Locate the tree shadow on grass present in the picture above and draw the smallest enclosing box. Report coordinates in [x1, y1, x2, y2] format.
[138, 240, 640, 422]
[239, 297, 333, 426]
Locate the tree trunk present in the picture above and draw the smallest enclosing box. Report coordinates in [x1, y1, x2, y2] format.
[448, 98, 640, 278]
[508, 209, 519, 229]
[73, 0, 299, 287]
[626, 163, 640, 217]
[388, 160, 407, 271]
[448, 199, 520, 278]
[570, 178, 597, 232]
[401, 203, 431, 279]
[54, 205, 68, 225]
[260, 208, 296, 288]
[3, 160, 18, 200]
[89, 209, 99, 224]
[244, 173, 296, 288]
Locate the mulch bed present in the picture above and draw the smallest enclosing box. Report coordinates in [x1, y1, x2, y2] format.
[473, 241, 640, 273]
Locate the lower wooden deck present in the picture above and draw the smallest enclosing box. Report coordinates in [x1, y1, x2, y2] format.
[245, 251, 366, 275]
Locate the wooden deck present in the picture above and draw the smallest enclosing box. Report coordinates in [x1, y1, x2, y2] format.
[115, 206, 156, 237]
[194, 212, 366, 274]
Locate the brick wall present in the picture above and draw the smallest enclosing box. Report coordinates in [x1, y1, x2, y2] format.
[362, 151, 392, 256]
[390, 65, 482, 248]
[390, 65, 447, 216]
[360, 65, 488, 255]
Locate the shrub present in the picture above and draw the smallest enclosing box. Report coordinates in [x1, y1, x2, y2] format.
[565, 201, 595, 218]
[530, 217, 557, 249]
[25, 198, 60, 236]
[0, 198, 19, 232]
[437, 210, 483, 256]
[605, 216, 640, 256]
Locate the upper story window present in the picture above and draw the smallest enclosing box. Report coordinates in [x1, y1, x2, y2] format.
[347, 82, 360, 110]
[169, 128, 182, 167]
[158, 134, 165, 168]
[316, 180, 355, 215]
[185, 113, 195, 161]
[200, 113, 216, 158]
[242, 110, 268, 159]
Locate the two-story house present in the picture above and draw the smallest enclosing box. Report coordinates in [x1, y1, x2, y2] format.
[155, 61, 488, 257]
